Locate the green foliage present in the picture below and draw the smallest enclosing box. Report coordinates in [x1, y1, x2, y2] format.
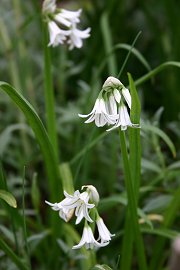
[0, 0, 180, 269]
[0, 190, 17, 208]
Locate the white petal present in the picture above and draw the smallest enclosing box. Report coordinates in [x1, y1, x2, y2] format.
[54, 14, 71, 27]
[109, 95, 117, 115]
[84, 114, 95, 124]
[122, 88, 131, 109]
[113, 89, 121, 103]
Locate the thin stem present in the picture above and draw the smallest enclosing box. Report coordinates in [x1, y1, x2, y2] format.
[117, 31, 142, 78]
[119, 130, 148, 270]
[22, 167, 31, 269]
[43, 21, 59, 160]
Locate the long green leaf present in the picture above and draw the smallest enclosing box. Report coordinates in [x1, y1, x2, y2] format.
[119, 131, 148, 270]
[119, 73, 141, 270]
[135, 61, 180, 86]
[114, 43, 151, 72]
[0, 81, 62, 201]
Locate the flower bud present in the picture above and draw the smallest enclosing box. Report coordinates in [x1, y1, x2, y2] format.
[102, 76, 123, 91]
[82, 185, 100, 205]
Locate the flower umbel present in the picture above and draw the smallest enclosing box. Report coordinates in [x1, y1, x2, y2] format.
[42, 0, 90, 49]
[79, 76, 140, 131]
[45, 185, 115, 249]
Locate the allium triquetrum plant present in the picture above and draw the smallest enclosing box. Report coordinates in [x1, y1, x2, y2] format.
[0, 0, 180, 270]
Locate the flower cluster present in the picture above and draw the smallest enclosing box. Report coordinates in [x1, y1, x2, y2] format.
[79, 76, 140, 131]
[42, 0, 90, 49]
[45, 185, 115, 249]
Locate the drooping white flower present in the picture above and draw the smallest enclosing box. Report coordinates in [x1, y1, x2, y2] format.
[45, 190, 79, 222]
[96, 217, 115, 244]
[45, 200, 74, 222]
[82, 185, 100, 205]
[58, 9, 82, 24]
[72, 225, 108, 249]
[47, 21, 69, 47]
[67, 25, 91, 50]
[107, 103, 140, 131]
[42, 0, 56, 14]
[78, 97, 117, 127]
[46, 190, 95, 224]
[62, 191, 95, 225]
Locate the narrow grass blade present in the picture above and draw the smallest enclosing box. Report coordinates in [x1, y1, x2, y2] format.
[43, 21, 59, 160]
[101, 12, 117, 75]
[120, 73, 141, 270]
[135, 61, 180, 87]
[119, 131, 147, 270]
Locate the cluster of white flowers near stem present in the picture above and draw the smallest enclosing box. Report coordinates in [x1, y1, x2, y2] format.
[42, 0, 90, 49]
[79, 76, 140, 131]
[45, 185, 115, 249]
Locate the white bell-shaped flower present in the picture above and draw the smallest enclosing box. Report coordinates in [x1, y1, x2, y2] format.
[67, 25, 91, 50]
[47, 21, 69, 47]
[72, 225, 108, 249]
[96, 217, 115, 244]
[82, 185, 100, 205]
[107, 103, 140, 131]
[78, 97, 117, 127]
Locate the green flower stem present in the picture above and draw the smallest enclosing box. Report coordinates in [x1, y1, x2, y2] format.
[43, 21, 59, 160]
[119, 130, 147, 270]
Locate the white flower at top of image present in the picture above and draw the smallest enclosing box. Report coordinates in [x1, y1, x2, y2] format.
[67, 25, 91, 50]
[78, 97, 118, 127]
[107, 103, 140, 132]
[42, 0, 56, 14]
[82, 185, 100, 205]
[47, 21, 69, 47]
[58, 9, 82, 24]
[96, 216, 115, 244]
[72, 224, 108, 250]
